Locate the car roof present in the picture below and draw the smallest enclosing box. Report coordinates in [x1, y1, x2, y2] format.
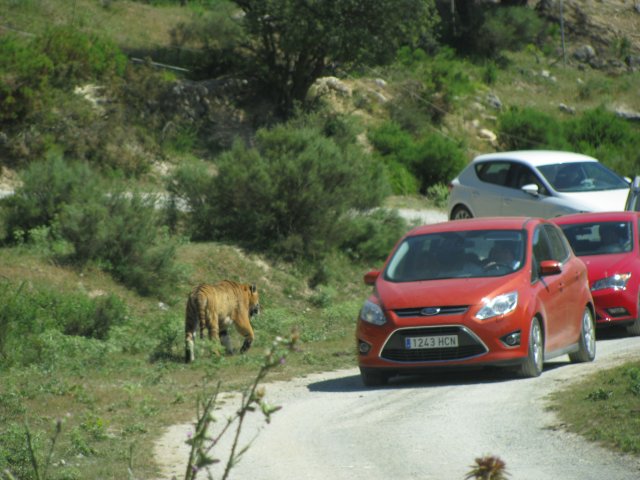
[408, 216, 536, 236]
[472, 150, 599, 167]
[552, 211, 640, 224]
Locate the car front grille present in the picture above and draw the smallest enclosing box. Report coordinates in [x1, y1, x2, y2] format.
[393, 306, 469, 317]
[380, 326, 487, 363]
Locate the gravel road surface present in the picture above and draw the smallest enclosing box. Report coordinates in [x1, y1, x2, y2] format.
[155, 330, 640, 480]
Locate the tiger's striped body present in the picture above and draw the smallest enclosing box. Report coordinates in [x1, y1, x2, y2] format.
[185, 280, 260, 363]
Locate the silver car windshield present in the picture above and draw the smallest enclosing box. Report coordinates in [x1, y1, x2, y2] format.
[560, 221, 632, 255]
[385, 230, 526, 282]
[538, 162, 628, 193]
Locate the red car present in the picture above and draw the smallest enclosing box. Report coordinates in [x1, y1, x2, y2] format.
[553, 211, 640, 335]
[356, 217, 596, 386]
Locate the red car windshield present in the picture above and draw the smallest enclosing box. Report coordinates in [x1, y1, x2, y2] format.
[385, 230, 525, 282]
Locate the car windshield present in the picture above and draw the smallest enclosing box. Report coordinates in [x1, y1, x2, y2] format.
[537, 162, 628, 193]
[385, 230, 525, 282]
[560, 221, 632, 256]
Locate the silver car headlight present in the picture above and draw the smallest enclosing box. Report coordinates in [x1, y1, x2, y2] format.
[476, 291, 518, 320]
[591, 273, 631, 292]
[360, 299, 386, 325]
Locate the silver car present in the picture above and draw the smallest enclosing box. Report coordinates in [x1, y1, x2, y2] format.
[448, 150, 630, 220]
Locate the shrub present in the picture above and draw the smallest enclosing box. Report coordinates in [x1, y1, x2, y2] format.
[172, 124, 388, 260]
[0, 281, 128, 369]
[340, 209, 409, 263]
[2, 156, 181, 296]
[407, 133, 467, 192]
[2, 155, 100, 244]
[0, 35, 53, 123]
[33, 25, 126, 89]
[497, 106, 567, 150]
[426, 182, 450, 209]
[55, 188, 182, 297]
[563, 107, 640, 177]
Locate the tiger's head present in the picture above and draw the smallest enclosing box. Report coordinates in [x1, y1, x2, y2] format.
[248, 283, 260, 317]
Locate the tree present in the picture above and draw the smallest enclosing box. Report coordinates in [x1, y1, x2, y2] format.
[232, 0, 439, 117]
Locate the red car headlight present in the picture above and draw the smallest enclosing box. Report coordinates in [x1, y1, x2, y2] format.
[476, 291, 518, 320]
[360, 300, 386, 326]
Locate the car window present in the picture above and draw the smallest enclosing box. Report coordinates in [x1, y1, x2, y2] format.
[538, 161, 628, 192]
[544, 224, 570, 262]
[385, 230, 525, 282]
[507, 163, 549, 195]
[475, 161, 510, 187]
[560, 221, 632, 255]
[531, 226, 552, 282]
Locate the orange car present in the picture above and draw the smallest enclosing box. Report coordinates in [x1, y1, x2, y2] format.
[356, 217, 596, 386]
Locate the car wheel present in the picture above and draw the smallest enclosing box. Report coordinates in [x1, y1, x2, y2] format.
[520, 317, 543, 378]
[569, 307, 596, 363]
[359, 367, 389, 387]
[626, 294, 640, 336]
[450, 205, 473, 220]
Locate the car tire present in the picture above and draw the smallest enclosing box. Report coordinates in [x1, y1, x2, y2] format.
[626, 294, 640, 336]
[520, 317, 543, 378]
[450, 205, 473, 220]
[569, 307, 596, 363]
[359, 367, 389, 387]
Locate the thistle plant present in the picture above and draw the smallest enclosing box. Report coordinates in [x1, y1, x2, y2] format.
[465, 455, 509, 480]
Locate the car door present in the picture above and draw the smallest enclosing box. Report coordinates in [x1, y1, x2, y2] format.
[544, 223, 584, 345]
[500, 162, 555, 217]
[472, 161, 512, 216]
[531, 225, 566, 353]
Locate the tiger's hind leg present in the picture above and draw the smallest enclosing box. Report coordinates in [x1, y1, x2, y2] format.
[219, 329, 235, 355]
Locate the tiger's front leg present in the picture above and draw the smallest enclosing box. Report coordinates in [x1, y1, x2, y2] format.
[185, 330, 196, 363]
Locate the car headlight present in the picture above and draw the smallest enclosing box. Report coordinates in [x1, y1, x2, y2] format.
[476, 291, 518, 320]
[360, 299, 386, 325]
[591, 273, 631, 292]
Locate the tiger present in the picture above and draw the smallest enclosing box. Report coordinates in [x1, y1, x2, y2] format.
[184, 280, 260, 363]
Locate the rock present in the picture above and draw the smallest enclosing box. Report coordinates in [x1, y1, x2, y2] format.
[486, 93, 502, 110]
[558, 103, 576, 115]
[615, 108, 640, 122]
[573, 45, 596, 63]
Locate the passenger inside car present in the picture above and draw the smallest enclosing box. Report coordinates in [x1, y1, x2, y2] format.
[599, 224, 629, 253]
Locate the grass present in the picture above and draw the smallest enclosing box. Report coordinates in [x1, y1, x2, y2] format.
[548, 361, 640, 454]
[0, 244, 371, 479]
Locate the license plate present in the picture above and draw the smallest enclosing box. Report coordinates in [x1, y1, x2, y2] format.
[405, 335, 458, 349]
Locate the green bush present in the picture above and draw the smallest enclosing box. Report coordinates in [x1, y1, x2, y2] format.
[172, 124, 388, 259]
[478, 6, 548, 59]
[55, 189, 181, 297]
[34, 25, 126, 89]
[2, 156, 181, 296]
[0, 35, 53, 123]
[340, 209, 409, 263]
[2, 155, 100, 244]
[564, 107, 640, 177]
[369, 121, 466, 192]
[407, 133, 467, 192]
[0, 281, 128, 369]
[426, 182, 450, 209]
[497, 106, 567, 150]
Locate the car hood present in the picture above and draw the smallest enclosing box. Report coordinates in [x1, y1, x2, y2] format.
[579, 253, 632, 281]
[555, 189, 629, 212]
[377, 276, 517, 310]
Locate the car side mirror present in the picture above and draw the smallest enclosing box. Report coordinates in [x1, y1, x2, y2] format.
[521, 184, 539, 197]
[364, 270, 380, 286]
[539, 260, 562, 276]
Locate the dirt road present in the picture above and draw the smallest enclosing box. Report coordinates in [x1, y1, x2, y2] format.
[154, 329, 640, 480]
